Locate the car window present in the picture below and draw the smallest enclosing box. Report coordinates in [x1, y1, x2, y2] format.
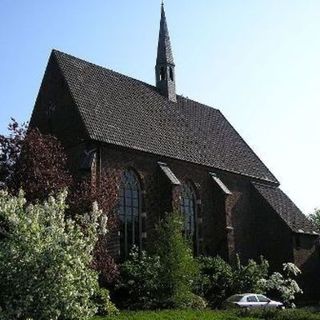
[247, 295, 258, 302]
[257, 295, 270, 302]
[227, 295, 243, 302]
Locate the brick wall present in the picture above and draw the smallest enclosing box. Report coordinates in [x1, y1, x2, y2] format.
[29, 52, 88, 149]
[250, 188, 294, 270]
[29, 67, 320, 300]
[98, 143, 272, 264]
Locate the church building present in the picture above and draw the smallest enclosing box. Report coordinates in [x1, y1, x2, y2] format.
[30, 4, 320, 300]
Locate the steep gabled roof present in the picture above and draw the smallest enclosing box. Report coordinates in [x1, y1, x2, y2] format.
[52, 49, 278, 184]
[253, 183, 318, 234]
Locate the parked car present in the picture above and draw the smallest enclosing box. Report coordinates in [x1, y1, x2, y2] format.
[223, 293, 284, 310]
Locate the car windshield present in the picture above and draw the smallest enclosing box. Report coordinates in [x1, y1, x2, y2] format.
[227, 295, 244, 302]
[257, 295, 270, 302]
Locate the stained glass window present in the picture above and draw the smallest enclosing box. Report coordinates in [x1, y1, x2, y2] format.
[180, 182, 197, 239]
[119, 169, 141, 258]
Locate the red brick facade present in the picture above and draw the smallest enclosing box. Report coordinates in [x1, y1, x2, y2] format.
[29, 50, 320, 303]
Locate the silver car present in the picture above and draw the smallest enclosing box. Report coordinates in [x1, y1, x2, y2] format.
[223, 293, 284, 309]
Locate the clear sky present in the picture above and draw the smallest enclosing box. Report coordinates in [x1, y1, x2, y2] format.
[0, 0, 319, 214]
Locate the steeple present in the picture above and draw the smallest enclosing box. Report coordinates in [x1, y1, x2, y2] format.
[155, 2, 176, 102]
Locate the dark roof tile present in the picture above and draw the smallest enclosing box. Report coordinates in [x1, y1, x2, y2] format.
[53, 49, 278, 184]
[253, 183, 318, 234]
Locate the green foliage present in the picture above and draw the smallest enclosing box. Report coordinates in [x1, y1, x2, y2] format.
[151, 212, 203, 309]
[258, 263, 303, 307]
[196, 255, 302, 308]
[232, 255, 269, 294]
[195, 255, 269, 308]
[309, 208, 320, 230]
[115, 247, 161, 309]
[93, 309, 256, 320]
[115, 212, 205, 310]
[93, 309, 320, 320]
[195, 256, 233, 308]
[237, 308, 320, 320]
[0, 190, 117, 320]
[92, 287, 119, 317]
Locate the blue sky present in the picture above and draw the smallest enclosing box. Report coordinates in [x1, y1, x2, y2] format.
[0, 0, 319, 214]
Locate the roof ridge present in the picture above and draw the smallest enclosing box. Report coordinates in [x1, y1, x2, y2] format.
[52, 49, 221, 111]
[50, 49, 279, 184]
[52, 49, 157, 91]
[253, 183, 318, 234]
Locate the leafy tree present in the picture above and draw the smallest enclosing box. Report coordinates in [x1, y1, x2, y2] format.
[0, 190, 117, 320]
[0, 119, 121, 290]
[114, 214, 206, 310]
[258, 263, 303, 308]
[151, 212, 204, 309]
[70, 170, 121, 286]
[309, 208, 320, 230]
[196, 255, 302, 308]
[14, 129, 72, 202]
[0, 119, 71, 202]
[232, 255, 269, 294]
[0, 119, 27, 189]
[114, 247, 161, 309]
[195, 256, 233, 308]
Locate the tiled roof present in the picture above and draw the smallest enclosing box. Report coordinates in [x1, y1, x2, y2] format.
[253, 183, 318, 234]
[53, 50, 278, 184]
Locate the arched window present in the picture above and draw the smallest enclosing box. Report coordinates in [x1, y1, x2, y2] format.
[119, 169, 141, 258]
[180, 182, 197, 240]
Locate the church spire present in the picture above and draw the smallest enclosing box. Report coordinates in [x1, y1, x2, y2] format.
[155, 2, 176, 102]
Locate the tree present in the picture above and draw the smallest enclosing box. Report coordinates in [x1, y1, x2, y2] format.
[0, 119, 27, 189]
[258, 263, 303, 308]
[0, 119, 121, 287]
[69, 170, 121, 286]
[0, 119, 72, 202]
[151, 212, 204, 309]
[309, 208, 320, 230]
[0, 190, 117, 320]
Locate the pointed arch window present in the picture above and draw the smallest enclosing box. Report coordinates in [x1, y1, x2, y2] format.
[119, 169, 141, 258]
[180, 182, 197, 243]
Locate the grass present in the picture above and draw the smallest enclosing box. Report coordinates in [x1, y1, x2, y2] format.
[92, 309, 320, 320]
[92, 310, 255, 320]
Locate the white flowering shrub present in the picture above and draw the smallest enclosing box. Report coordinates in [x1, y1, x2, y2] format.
[0, 190, 115, 320]
[258, 263, 303, 307]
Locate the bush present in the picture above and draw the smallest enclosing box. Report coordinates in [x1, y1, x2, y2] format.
[258, 263, 303, 307]
[0, 190, 117, 320]
[151, 212, 202, 309]
[114, 247, 161, 309]
[195, 255, 269, 308]
[232, 255, 269, 294]
[195, 256, 233, 308]
[114, 212, 205, 310]
[196, 255, 303, 308]
[92, 287, 119, 316]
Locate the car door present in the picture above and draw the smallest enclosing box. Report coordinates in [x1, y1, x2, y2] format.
[257, 294, 271, 308]
[246, 295, 260, 308]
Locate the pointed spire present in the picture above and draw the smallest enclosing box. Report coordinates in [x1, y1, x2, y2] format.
[156, 2, 175, 66]
[155, 3, 176, 102]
